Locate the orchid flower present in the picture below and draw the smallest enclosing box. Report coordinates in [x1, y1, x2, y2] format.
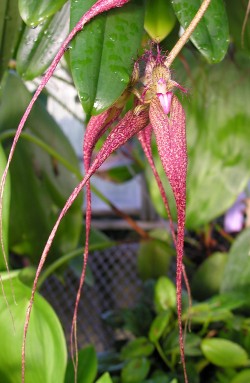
[0, 1, 213, 382]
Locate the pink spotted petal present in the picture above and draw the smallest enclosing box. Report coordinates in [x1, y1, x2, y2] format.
[137, 125, 177, 245]
[156, 92, 173, 114]
[150, 95, 188, 383]
[70, 106, 122, 369]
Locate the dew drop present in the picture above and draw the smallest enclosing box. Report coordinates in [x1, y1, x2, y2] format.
[80, 93, 89, 102]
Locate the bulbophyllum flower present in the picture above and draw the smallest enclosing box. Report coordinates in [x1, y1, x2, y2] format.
[54, 46, 188, 382]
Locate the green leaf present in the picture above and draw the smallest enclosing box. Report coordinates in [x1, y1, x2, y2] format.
[147, 57, 250, 229]
[141, 376, 169, 383]
[171, 0, 229, 63]
[70, 0, 145, 115]
[226, 0, 250, 55]
[18, 0, 68, 26]
[120, 337, 154, 360]
[191, 252, 228, 300]
[186, 302, 232, 325]
[16, 2, 69, 80]
[231, 369, 250, 383]
[0, 144, 10, 270]
[0, 276, 67, 383]
[121, 357, 150, 383]
[148, 310, 171, 342]
[163, 330, 202, 357]
[154, 276, 176, 313]
[144, 0, 176, 42]
[221, 228, 250, 293]
[201, 338, 249, 368]
[137, 238, 172, 281]
[0, 72, 82, 263]
[96, 373, 113, 383]
[65, 345, 97, 383]
[0, 0, 22, 81]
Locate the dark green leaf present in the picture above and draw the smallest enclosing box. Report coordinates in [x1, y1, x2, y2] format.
[65, 345, 97, 383]
[154, 276, 176, 313]
[141, 375, 170, 383]
[201, 338, 248, 367]
[221, 228, 250, 293]
[121, 357, 150, 383]
[148, 310, 171, 342]
[0, 275, 67, 383]
[144, 0, 176, 42]
[70, 0, 145, 115]
[18, 266, 36, 287]
[120, 338, 154, 360]
[191, 252, 228, 300]
[172, 0, 229, 63]
[0, 72, 82, 263]
[0, 144, 10, 270]
[231, 369, 250, 383]
[16, 2, 69, 80]
[226, 0, 250, 55]
[0, 0, 22, 81]
[18, 0, 68, 26]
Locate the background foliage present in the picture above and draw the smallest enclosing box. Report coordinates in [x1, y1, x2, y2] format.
[0, 0, 250, 382]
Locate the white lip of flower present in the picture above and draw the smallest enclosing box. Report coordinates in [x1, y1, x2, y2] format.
[156, 78, 173, 114]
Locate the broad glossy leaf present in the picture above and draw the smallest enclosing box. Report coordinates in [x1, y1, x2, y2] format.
[201, 338, 248, 368]
[221, 228, 250, 293]
[144, 0, 176, 42]
[70, 0, 145, 115]
[147, 57, 250, 229]
[120, 337, 154, 360]
[154, 276, 176, 313]
[171, 0, 229, 63]
[16, 2, 69, 80]
[191, 252, 228, 300]
[18, 0, 68, 26]
[0, 0, 22, 81]
[0, 72, 82, 263]
[0, 144, 10, 270]
[121, 357, 150, 383]
[65, 345, 97, 383]
[0, 275, 67, 383]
